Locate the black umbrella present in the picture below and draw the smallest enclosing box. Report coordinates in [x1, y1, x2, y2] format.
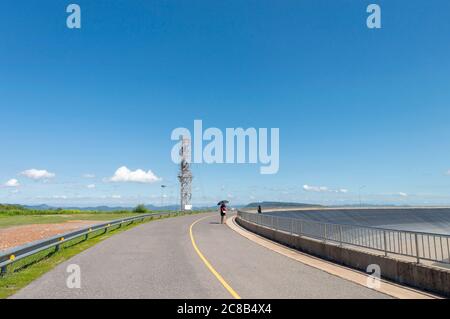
[217, 200, 229, 205]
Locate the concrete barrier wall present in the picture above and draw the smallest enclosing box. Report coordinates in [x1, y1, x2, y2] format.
[237, 217, 450, 297]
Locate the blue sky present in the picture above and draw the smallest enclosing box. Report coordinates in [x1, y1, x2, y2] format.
[1, 0, 450, 207]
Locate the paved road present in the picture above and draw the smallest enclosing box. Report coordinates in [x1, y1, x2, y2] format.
[12, 213, 389, 299]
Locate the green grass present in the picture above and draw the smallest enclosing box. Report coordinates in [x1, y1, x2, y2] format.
[0, 212, 203, 299]
[0, 204, 148, 229]
[0, 204, 208, 229]
[0, 213, 141, 229]
[0, 204, 121, 216]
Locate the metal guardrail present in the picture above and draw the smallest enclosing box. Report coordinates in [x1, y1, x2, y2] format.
[237, 211, 450, 265]
[0, 211, 185, 275]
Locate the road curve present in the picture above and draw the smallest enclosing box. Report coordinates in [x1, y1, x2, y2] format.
[12, 213, 389, 299]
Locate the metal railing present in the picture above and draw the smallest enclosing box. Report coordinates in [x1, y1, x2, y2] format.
[237, 211, 450, 265]
[0, 211, 186, 275]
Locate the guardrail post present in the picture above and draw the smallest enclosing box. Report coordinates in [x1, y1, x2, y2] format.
[415, 233, 420, 264]
[339, 225, 343, 247]
[383, 230, 388, 257]
[290, 218, 293, 235]
[323, 224, 327, 243]
[55, 244, 60, 252]
[1, 265, 7, 276]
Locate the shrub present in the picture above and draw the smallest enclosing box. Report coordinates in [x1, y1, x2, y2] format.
[133, 204, 148, 214]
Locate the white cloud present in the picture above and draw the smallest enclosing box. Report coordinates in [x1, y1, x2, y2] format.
[52, 195, 68, 199]
[4, 179, 20, 187]
[83, 174, 95, 178]
[303, 184, 348, 193]
[446, 170, 450, 176]
[87, 184, 96, 189]
[111, 195, 122, 199]
[109, 166, 161, 183]
[21, 169, 55, 180]
[303, 185, 329, 192]
[398, 192, 408, 197]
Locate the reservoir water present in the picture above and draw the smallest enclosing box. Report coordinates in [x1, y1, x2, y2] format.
[264, 208, 450, 235]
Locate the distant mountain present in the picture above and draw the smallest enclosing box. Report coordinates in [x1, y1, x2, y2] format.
[145, 204, 181, 211]
[245, 201, 322, 209]
[328, 204, 413, 208]
[22, 204, 199, 212]
[0, 204, 24, 211]
[23, 204, 131, 212]
[24, 204, 54, 210]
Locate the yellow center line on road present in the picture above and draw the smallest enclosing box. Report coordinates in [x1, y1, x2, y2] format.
[189, 215, 242, 300]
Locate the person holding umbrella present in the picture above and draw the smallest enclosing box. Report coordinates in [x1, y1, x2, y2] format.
[217, 200, 229, 224]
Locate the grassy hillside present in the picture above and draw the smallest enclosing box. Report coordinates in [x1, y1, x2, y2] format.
[0, 204, 207, 228]
[0, 204, 143, 228]
[0, 213, 143, 228]
[0, 204, 131, 216]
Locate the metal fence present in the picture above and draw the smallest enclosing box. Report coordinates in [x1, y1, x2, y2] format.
[237, 211, 450, 265]
[0, 211, 186, 275]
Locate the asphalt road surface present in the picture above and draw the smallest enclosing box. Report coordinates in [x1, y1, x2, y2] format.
[12, 213, 389, 299]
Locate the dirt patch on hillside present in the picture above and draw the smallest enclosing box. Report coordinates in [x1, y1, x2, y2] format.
[0, 220, 102, 251]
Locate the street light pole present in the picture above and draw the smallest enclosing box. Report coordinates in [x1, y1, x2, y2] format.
[359, 185, 366, 207]
[161, 185, 167, 209]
